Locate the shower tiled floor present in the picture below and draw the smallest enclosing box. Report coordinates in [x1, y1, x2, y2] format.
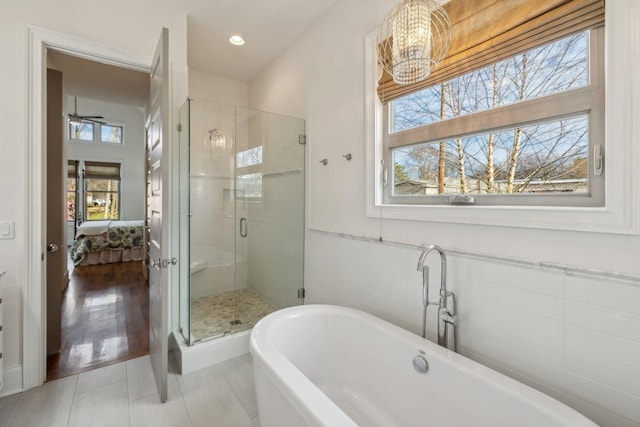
[190, 288, 276, 341]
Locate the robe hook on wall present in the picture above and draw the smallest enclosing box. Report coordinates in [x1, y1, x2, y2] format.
[320, 158, 328, 165]
[343, 153, 352, 161]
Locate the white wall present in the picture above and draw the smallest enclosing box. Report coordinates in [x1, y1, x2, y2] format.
[189, 68, 249, 107]
[0, 0, 187, 396]
[249, 1, 640, 426]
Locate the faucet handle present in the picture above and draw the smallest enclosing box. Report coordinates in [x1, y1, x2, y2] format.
[440, 307, 456, 325]
[446, 291, 457, 315]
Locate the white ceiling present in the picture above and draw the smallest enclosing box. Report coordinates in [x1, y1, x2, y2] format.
[47, 1, 339, 106]
[170, 0, 340, 82]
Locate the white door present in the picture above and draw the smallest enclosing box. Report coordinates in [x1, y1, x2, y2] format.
[147, 27, 171, 403]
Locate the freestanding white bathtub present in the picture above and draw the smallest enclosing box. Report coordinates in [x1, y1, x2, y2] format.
[250, 304, 598, 427]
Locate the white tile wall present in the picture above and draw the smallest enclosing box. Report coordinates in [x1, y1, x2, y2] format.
[305, 231, 640, 427]
[565, 324, 640, 370]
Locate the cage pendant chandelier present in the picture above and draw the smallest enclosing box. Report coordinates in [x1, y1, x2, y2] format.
[377, 0, 451, 85]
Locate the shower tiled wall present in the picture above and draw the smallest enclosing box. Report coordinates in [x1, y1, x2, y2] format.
[305, 231, 640, 427]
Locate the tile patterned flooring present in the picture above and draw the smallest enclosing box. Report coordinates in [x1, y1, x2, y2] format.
[11, 258, 269, 425]
[191, 288, 276, 342]
[0, 353, 260, 427]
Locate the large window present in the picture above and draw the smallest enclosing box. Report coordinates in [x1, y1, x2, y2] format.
[383, 29, 604, 207]
[375, 0, 605, 209]
[384, 30, 604, 206]
[367, 1, 637, 233]
[84, 161, 120, 220]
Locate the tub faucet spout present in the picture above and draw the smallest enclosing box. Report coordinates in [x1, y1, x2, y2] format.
[416, 245, 457, 352]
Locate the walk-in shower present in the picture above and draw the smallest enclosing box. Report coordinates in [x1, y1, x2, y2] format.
[178, 98, 305, 347]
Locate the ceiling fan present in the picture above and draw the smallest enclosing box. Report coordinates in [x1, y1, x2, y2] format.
[68, 96, 105, 124]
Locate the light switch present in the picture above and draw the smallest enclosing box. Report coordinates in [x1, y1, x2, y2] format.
[0, 221, 15, 240]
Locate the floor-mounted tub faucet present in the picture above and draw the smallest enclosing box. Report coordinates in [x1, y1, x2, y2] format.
[416, 245, 457, 352]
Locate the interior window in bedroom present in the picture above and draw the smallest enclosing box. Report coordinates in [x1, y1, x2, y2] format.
[69, 122, 94, 141]
[101, 124, 123, 144]
[84, 161, 120, 220]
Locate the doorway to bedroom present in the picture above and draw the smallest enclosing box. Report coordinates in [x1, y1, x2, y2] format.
[45, 50, 151, 381]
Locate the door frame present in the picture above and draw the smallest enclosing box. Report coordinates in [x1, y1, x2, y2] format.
[25, 26, 153, 389]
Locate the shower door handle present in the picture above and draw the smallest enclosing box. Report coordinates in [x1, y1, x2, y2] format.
[240, 217, 248, 238]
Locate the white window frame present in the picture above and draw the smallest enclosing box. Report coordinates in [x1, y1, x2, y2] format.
[68, 121, 94, 141]
[100, 122, 124, 144]
[364, 1, 640, 234]
[383, 30, 603, 208]
[67, 119, 126, 145]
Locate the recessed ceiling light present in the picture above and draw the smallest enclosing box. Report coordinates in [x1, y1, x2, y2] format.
[229, 35, 245, 46]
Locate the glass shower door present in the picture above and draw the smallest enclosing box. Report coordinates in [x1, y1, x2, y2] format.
[233, 107, 305, 333]
[187, 99, 237, 342]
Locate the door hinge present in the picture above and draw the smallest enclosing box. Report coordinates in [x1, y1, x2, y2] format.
[299, 135, 307, 145]
[297, 288, 305, 299]
[177, 123, 182, 132]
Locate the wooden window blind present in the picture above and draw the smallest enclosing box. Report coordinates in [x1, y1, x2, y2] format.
[84, 161, 120, 180]
[377, 0, 605, 103]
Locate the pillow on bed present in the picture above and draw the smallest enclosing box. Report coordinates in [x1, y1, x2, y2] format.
[75, 220, 111, 237]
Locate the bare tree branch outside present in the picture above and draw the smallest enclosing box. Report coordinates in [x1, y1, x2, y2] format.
[390, 32, 590, 197]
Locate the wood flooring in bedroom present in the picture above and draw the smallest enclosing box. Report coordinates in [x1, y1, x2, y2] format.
[46, 259, 150, 382]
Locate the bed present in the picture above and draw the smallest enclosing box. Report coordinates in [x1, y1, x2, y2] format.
[71, 220, 145, 266]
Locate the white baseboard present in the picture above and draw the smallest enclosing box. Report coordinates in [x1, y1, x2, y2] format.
[172, 330, 250, 375]
[0, 365, 23, 397]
